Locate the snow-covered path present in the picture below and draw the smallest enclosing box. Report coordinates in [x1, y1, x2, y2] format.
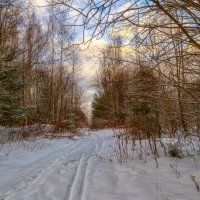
[0, 130, 111, 200]
[0, 129, 200, 200]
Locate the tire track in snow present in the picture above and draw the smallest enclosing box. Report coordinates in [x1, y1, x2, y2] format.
[80, 156, 92, 200]
[95, 135, 103, 154]
[66, 154, 90, 200]
[0, 134, 103, 200]
[0, 140, 84, 200]
[80, 135, 105, 200]
[63, 136, 96, 200]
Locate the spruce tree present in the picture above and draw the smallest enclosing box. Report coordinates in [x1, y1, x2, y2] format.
[0, 55, 25, 126]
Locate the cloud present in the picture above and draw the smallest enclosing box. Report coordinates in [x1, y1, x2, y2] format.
[30, 0, 48, 7]
[78, 37, 106, 105]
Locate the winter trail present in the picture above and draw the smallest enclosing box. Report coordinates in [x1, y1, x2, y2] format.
[0, 129, 200, 200]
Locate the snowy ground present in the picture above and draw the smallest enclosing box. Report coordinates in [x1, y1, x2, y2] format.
[0, 129, 200, 200]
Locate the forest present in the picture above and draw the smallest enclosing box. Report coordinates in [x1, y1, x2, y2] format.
[89, 0, 200, 138]
[0, 1, 200, 199]
[0, 0, 86, 131]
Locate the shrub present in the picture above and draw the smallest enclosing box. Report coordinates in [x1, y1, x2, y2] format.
[167, 143, 183, 159]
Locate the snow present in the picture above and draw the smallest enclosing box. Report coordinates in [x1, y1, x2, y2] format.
[0, 129, 199, 200]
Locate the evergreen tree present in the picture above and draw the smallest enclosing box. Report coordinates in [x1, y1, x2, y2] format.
[126, 66, 160, 138]
[0, 1, 26, 126]
[0, 56, 25, 126]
